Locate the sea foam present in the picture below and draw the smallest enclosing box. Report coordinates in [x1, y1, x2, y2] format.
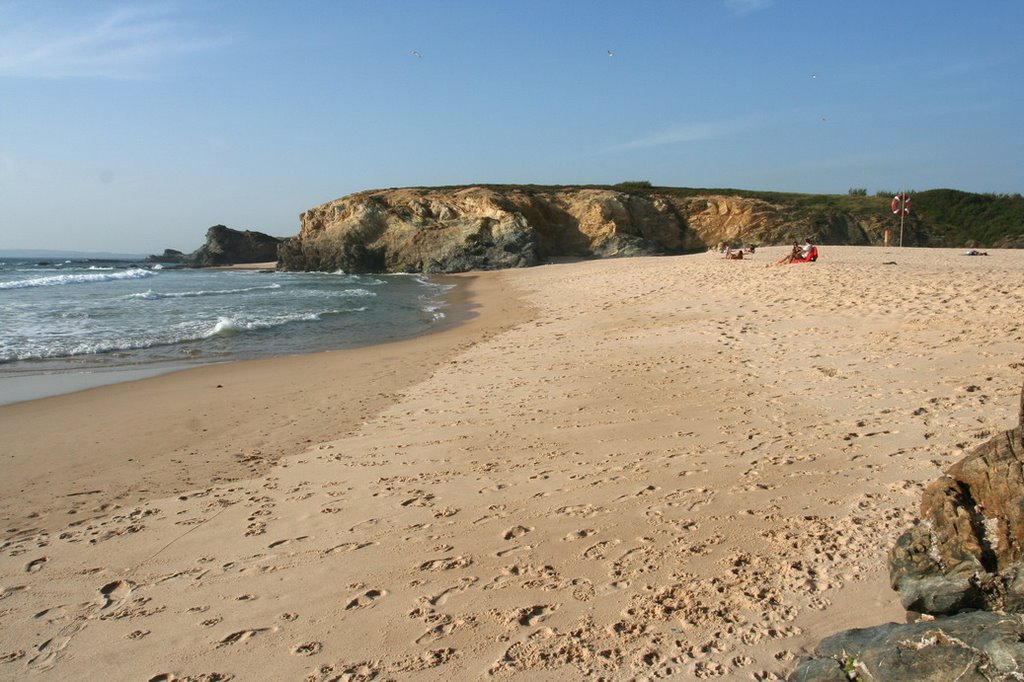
[128, 283, 281, 300]
[0, 268, 156, 289]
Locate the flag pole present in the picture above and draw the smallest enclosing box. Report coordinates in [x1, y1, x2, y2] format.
[899, 189, 905, 247]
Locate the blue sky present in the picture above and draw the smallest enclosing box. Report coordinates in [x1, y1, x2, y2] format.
[1, 0, 1021, 253]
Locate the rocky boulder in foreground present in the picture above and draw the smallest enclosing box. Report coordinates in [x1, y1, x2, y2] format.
[791, 381, 1024, 680]
[789, 610, 1024, 681]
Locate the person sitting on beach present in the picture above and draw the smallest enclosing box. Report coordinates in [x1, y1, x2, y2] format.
[776, 243, 801, 265]
[723, 246, 744, 260]
[788, 239, 818, 263]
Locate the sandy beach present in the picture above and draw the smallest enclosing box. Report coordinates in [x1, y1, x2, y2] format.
[1, 246, 1022, 680]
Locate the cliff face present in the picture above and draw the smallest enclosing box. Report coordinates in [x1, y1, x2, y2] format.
[187, 225, 283, 267]
[150, 225, 285, 267]
[278, 187, 887, 273]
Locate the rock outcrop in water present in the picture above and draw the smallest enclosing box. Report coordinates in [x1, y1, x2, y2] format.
[791, 381, 1024, 681]
[150, 226, 284, 267]
[277, 186, 886, 274]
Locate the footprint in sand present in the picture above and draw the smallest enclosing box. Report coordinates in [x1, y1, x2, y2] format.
[0, 585, 28, 601]
[514, 604, 558, 627]
[216, 627, 274, 647]
[494, 545, 532, 558]
[422, 577, 479, 607]
[570, 578, 595, 601]
[292, 641, 323, 656]
[25, 557, 48, 573]
[267, 536, 309, 549]
[502, 525, 533, 540]
[323, 541, 377, 555]
[415, 615, 473, 644]
[419, 556, 473, 572]
[1, 650, 26, 664]
[99, 580, 133, 610]
[345, 589, 386, 610]
[562, 529, 595, 541]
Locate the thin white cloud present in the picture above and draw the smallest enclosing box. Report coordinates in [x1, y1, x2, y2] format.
[724, 0, 773, 17]
[0, 4, 231, 79]
[605, 116, 762, 152]
[0, 153, 15, 180]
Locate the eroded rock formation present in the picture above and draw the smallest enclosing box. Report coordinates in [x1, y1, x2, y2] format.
[151, 226, 284, 267]
[278, 186, 883, 273]
[188, 225, 283, 267]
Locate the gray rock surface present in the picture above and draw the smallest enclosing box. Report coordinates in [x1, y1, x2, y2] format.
[151, 226, 284, 267]
[789, 611, 1024, 682]
[187, 225, 283, 267]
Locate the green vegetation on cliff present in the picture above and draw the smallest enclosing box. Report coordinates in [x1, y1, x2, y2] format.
[619, 185, 1024, 248]
[910, 189, 1024, 247]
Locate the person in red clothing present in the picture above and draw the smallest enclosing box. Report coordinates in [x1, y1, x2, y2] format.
[791, 239, 818, 263]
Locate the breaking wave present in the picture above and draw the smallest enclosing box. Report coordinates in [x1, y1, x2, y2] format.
[0, 268, 156, 289]
[128, 283, 282, 300]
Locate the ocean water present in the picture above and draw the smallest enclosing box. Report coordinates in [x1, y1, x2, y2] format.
[0, 258, 455, 396]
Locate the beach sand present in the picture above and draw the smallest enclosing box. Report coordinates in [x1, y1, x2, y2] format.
[1, 246, 1022, 680]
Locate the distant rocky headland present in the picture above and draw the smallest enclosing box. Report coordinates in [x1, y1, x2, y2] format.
[149, 224, 283, 267]
[159, 185, 1023, 273]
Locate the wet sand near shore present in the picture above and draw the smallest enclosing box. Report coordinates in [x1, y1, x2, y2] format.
[0, 273, 529, 537]
[1, 246, 1022, 680]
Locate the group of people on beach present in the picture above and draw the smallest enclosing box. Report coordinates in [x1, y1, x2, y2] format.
[717, 243, 757, 260]
[715, 239, 818, 263]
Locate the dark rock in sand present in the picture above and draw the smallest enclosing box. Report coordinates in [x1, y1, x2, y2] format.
[890, 383, 1024, 615]
[789, 610, 1024, 682]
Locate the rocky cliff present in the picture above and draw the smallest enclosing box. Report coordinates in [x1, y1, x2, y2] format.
[278, 186, 888, 274]
[150, 225, 284, 267]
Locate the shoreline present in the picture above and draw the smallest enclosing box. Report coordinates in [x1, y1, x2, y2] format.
[0, 271, 531, 537]
[0, 269, 469, 407]
[1, 246, 1022, 679]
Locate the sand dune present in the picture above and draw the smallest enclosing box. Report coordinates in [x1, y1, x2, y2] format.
[1, 246, 1022, 680]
